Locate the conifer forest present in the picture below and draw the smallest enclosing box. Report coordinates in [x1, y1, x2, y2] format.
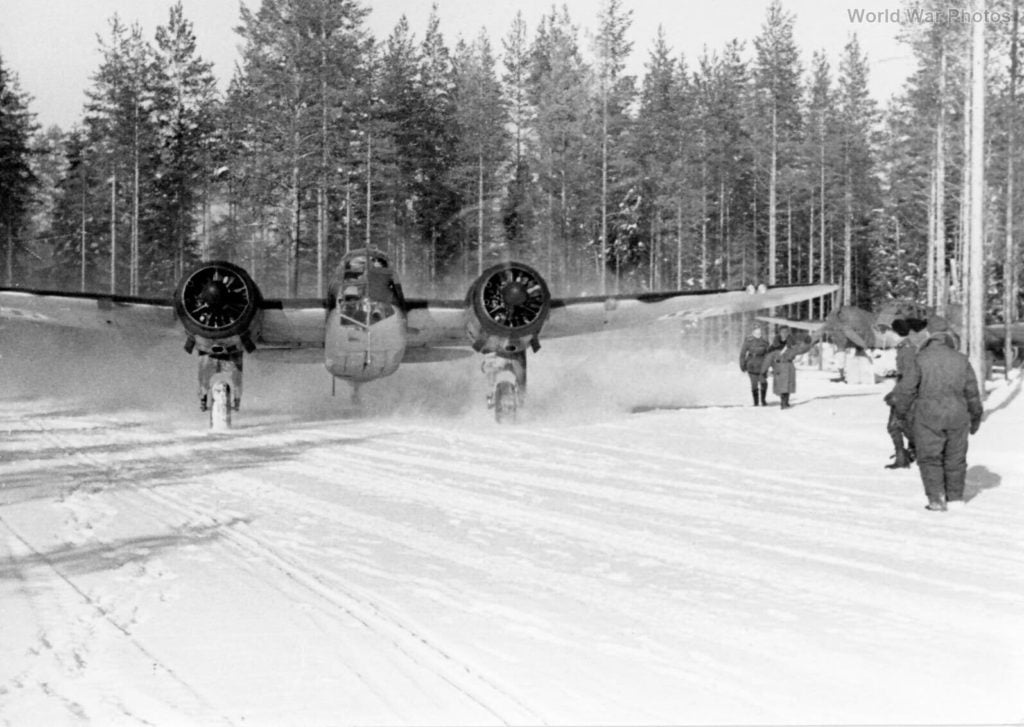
[0, 0, 1020, 344]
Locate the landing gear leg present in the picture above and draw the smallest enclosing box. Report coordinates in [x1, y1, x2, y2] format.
[483, 351, 527, 424]
[199, 352, 244, 429]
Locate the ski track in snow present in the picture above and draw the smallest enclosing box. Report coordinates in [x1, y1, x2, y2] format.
[1, 361, 1023, 726]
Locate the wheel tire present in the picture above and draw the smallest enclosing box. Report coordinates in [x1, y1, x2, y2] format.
[210, 380, 232, 431]
[494, 381, 518, 424]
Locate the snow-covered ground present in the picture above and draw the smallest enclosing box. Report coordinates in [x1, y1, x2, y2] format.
[1, 327, 1022, 726]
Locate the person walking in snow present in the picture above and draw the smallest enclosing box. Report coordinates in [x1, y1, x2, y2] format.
[739, 323, 770, 406]
[760, 325, 812, 409]
[889, 316, 983, 511]
[881, 318, 926, 469]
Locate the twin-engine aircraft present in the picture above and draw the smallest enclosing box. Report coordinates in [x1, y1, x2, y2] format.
[1, 248, 836, 428]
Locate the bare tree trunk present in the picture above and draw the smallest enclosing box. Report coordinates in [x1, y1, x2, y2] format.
[131, 128, 139, 295]
[768, 106, 777, 287]
[366, 135, 372, 248]
[110, 170, 117, 294]
[928, 161, 937, 306]
[820, 149, 826, 286]
[677, 197, 684, 289]
[600, 57, 609, 296]
[5, 223, 12, 286]
[478, 152, 485, 276]
[289, 161, 301, 297]
[786, 196, 793, 285]
[1006, 0, 1019, 376]
[932, 44, 947, 311]
[80, 179, 88, 291]
[967, 1, 987, 385]
[843, 167, 852, 305]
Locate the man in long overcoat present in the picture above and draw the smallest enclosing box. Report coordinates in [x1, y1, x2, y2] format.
[889, 317, 983, 511]
[760, 325, 812, 409]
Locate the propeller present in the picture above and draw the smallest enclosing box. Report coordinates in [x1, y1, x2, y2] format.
[479, 265, 548, 331]
[175, 261, 261, 338]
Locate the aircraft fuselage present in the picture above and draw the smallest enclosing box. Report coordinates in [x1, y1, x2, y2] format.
[323, 249, 408, 382]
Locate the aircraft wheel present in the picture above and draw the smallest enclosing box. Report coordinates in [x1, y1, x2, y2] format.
[493, 381, 518, 424]
[210, 380, 232, 431]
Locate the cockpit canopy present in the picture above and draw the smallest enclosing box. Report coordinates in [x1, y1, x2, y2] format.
[329, 248, 403, 326]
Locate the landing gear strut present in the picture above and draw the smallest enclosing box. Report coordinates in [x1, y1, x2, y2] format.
[483, 351, 527, 424]
[199, 352, 243, 430]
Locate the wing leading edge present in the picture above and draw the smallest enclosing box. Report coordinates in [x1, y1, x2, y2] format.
[401, 283, 839, 357]
[0, 287, 329, 350]
[543, 283, 839, 340]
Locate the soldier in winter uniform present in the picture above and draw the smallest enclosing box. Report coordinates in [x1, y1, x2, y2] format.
[881, 318, 927, 468]
[760, 325, 813, 409]
[890, 317, 983, 511]
[739, 323, 770, 406]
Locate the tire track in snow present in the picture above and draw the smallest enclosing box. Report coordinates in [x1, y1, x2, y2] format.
[12, 411, 548, 724]
[0, 512, 234, 726]
[294, 432, 1024, 609]
[129, 479, 545, 725]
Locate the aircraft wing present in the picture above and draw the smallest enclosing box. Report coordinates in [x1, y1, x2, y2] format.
[542, 284, 838, 339]
[402, 283, 838, 356]
[0, 287, 328, 350]
[0, 288, 179, 336]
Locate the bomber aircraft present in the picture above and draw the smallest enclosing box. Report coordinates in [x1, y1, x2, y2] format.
[1, 249, 836, 428]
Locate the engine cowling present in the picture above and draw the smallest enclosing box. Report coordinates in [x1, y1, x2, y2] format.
[466, 262, 551, 354]
[174, 260, 262, 356]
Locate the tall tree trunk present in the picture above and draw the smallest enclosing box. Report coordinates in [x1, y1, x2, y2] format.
[477, 151, 484, 276]
[819, 142, 826, 286]
[80, 179, 88, 291]
[932, 44, 947, 311]
[365, 135, 372, 248]
[1005, 0, 1019, 376]
[677, 197, 684, 289]
[110, 170, 117, 294]
[928, 161, 937, 306]
[600, 61, 609, 296]
[131, 123, 140, 295]
[768, 106, 777, 286]
[289, 161, 300, 296]
[843, 157, 852, 305]
[5, 223, 12, 286]
[967, 1, 986, 386]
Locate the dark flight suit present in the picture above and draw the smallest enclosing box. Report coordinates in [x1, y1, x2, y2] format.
[891, 333, 983, 508]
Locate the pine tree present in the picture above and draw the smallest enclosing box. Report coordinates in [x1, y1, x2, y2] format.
[753, 0, 803, 289]
[593, 0, 636, 293]
[633, 29, 696, 289]
[232, 0, 372, 296]
[84, 15, 159, 294]
[836, 34, 880, 306]
[0, 52, 38, 285]
[417, 6, 462, 289]
[151, 1, 219, 282]
[500, 11, 535, 254]
[528, 7, 591, 288]
[452, 32, 508, 278]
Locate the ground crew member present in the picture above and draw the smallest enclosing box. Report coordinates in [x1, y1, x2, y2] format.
[739, 323, 770, 406]
[889, 317, 983, 511]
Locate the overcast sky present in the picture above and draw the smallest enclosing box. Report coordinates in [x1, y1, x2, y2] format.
[1, 0, 916, 129]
